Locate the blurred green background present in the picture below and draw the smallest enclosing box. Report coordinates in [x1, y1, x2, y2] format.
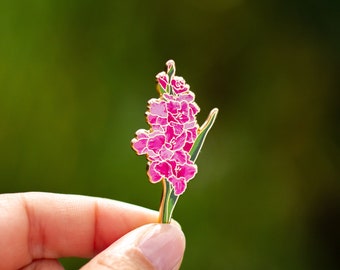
[0, 0, 339, 269]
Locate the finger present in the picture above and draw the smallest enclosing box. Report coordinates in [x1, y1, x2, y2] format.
[0, 192, 158, 269]
[19, 259, 64, 270]
[81, 223, 185, 270]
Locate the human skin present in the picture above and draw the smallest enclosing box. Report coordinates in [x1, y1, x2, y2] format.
[0, 192, 185, 270]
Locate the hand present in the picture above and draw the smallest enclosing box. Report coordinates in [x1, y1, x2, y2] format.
[0, 192, 185, 270]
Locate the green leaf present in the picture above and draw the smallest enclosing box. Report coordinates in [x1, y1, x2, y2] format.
[156, 83, 166, 95]
[159, 179, 179, 223]
[190, 108, 219, 163]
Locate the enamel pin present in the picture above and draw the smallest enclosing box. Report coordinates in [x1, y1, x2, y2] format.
[131, 60, 218, 223]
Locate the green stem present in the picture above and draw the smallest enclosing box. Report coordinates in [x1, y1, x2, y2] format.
[159, 179, 179, 223]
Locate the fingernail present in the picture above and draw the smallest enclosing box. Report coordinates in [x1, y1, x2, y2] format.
[138, 224, 185, 270]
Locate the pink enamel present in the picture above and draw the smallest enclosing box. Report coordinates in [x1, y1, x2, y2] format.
[131, 60, 202, 195]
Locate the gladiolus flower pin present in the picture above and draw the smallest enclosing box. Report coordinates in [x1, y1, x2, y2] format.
[131, 60, 218, 223]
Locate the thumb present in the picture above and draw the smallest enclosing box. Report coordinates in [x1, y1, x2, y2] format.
[81, 223, 186, 270]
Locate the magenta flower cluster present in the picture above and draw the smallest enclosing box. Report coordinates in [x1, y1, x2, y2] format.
[131, 61, 200, 195]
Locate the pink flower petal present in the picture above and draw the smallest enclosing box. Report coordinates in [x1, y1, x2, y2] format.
[156, 72, 168, 90]
[167, 160, 177, 176]
[131, 129, 149, 155]
[178, 113, 189, 124]
[171, 76, 189, 94]
[165, 125, 176, 143]
[157, 117, 168, 126]
[135, 129, 149, 138]
[170, 122, 184, 135]
[173, 151, 188, 164]
[184, 121, 196, 129]
[168, 177, 187, 195]
[146, 113, 157, 125]
[177, 162, 197, 181]
[183, 142, 193, 152]
[150, 124, 162, 131]
[155, 161, 172, 178]
[147, 134, 165, 153]
[163, 93, 174, 101]
[179, 92, 195, 102]
[148, 162, 163, 183]
[186, 127, 198, 142]
[149, 101, 167, 117]
[167, 100, 180, 114]
[171, 132, 186, 151]
[167, 113, 178, 124]
[131, 137, 148, 155]
[189, 102, 200, 115]
[159, 147, 173, 160]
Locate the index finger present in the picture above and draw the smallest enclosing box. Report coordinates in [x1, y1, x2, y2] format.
[0, 192, 159, 269]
